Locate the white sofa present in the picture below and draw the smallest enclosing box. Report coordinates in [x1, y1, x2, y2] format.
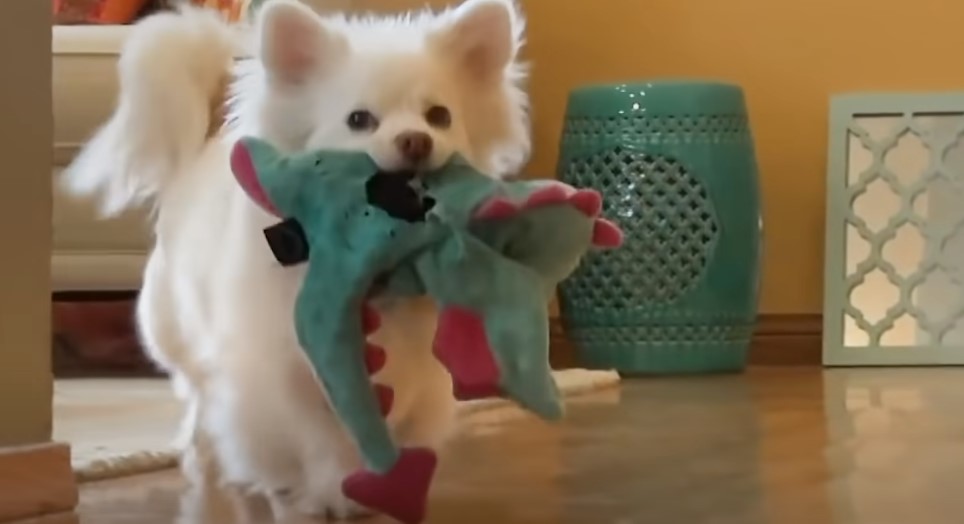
[52, 25, 149, 292]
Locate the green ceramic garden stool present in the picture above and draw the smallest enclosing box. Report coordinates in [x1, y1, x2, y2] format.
[557, 80, 763, 373]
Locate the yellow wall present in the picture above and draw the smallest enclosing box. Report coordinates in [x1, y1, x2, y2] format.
[0, 0, 53, 446]
[356, 0, 964, 313]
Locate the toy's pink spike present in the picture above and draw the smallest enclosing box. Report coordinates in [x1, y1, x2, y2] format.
[476, 182, 603, 222]
[473, 197, 518, 220]
[362, 303, 381, 334]
[374, 384, 394, 417]
[343, 448, 437, 524]
[523, 183, 571, 208]
[568, 189, 603, 217]
[364, 344, 387, 375]
[592, 218, 624, 248]
[229, 141, 281, 217]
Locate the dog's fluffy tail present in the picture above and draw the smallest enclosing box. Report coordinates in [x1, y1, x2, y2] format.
[61, 7, 239, 216]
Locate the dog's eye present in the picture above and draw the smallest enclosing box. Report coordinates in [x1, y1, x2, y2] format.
[347, 110, 379, 132]
[424, 105, 451, 129]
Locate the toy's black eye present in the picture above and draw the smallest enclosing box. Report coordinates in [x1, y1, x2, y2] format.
[425, 105, 451, 129]
[347, 110, 379, 132]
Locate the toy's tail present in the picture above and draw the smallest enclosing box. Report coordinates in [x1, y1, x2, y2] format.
[229, 137, 284, 216]
[60, 5, 240, 216]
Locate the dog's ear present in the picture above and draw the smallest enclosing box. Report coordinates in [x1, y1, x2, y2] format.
[257, 0, 346, 85]
[433, 0, 524, 82]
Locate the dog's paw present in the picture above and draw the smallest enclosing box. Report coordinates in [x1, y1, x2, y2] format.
[273, 486, 377, 522]
[326, 499, 377, 521]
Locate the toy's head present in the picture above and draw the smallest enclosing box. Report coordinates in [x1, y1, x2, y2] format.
[229, 137, 446, 269]
[228, 136, 367, 218]
[230, 136, 623, 289]
[230, 137, 437, 222]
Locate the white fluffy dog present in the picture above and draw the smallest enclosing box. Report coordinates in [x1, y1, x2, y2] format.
[62, 0, 530, 520]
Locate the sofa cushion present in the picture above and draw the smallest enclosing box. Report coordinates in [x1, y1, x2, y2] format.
[53, 25, 152, 291]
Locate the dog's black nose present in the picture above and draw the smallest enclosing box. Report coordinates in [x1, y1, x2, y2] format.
[365, 171, 435, 223]
[394, 131, 433, 165]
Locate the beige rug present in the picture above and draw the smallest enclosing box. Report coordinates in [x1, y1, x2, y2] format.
[54, 369, 619, 482]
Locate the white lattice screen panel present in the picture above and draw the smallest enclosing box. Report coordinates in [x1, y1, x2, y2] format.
[824, 93, 964, 366]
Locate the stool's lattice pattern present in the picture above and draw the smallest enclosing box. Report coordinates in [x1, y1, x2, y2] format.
[562, 147, 720, 308]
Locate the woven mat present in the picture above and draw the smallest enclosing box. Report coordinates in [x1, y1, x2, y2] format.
[54, 369, 619, 482]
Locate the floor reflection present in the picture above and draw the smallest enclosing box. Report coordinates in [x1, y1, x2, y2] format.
[77, 369, 964, 524]
[824, 368, 964, 524]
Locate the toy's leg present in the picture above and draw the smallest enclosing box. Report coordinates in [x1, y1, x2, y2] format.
[411, 241, 506, 402]
[433, 306, 502, 400]
[305, 331, 399, 471]
[437, 297, 561, 419]
[273, 337, 382, 520]
[269, 339, 386, 522]
[342, 304, 442, 524]
[297, 269, 401, 472]
[297, 267, 437, 524]
[425, 242, 563, 420]
[482, 297, 562, 420]
[483, 264, 562, 419]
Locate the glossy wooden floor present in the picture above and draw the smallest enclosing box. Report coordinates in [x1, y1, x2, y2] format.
[76, 368, 964, 524]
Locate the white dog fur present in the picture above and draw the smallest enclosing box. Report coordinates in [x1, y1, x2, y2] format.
[61, 0, 530, 521]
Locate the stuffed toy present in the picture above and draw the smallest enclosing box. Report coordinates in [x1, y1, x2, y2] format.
[229, 137, 623, 524]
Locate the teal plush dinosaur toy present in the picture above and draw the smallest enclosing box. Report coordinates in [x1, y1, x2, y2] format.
[229, 137, 623, 524]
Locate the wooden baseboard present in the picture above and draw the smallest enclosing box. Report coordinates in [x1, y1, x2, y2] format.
[549, 318, 580, 369]
[0, 443, 77, 522]
[550, 314, 822, 368]
[750, 314, 822, 366]
[52, 293, 824, 373]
